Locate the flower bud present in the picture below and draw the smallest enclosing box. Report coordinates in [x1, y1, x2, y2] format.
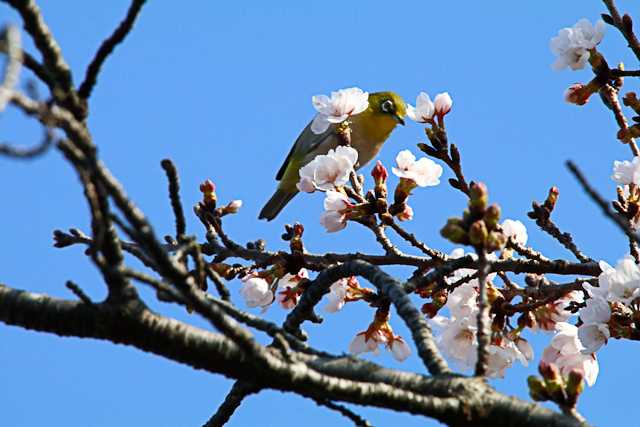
[200, 179, 217, 206]
[223, 199, 242, 214]
[527, 376, 549, 402]
[469, 220, 488, 247]
[538, 361, 561, 382]
[564, 83, 591, 105]
[483, 204, 501, 230]
[544, 186, 559, 212]
[434, 92, 453, 118]
[396, 204, 414, 222]
[421, 302, 440, 318]
[372, 160, 388, 185]
[565, 369, 584, 407]
[441, 218, 469, 244]
[485, 231, 507, 252]
[469, 182, 488, 213]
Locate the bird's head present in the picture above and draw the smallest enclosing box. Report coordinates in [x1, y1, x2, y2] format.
[368, 91, 407, 126]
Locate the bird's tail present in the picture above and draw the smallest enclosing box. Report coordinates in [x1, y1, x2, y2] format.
[258, 188, 298, 221]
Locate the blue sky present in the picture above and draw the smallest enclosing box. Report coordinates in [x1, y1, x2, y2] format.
[1, 1, 639, 426]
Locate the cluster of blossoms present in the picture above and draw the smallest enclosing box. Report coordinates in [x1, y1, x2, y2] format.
[575, 256, 640, 355]
[238, 265, 410, 360]
[550, 18, 605, 71]
[348, 310, 412, 362]
[406, 92, 452, 124]
[429, 248, 533, 377]
[297, 86, 447, 232]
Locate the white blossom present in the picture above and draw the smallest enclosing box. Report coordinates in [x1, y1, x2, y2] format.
[486, 345, 517, 378]
[576, 295, 611, 353]
[542, 322, 599, 386]
[501, 219, 528, 246]
[550, 18, 605, 70]
[297, 176, 316, 193]
[514, 337, 534, 366]
[298, 146, 358, 192]
[580, 296, 611, 325]
[406, 92, 435, 123]
[434, 92, 453, 117]
[612, 157, 640, 186]
[390, 337, 412, 362]
[434, 316, 478, 371]
[324, 278, 349, 313]
[578, 323, 610, 354]
[598, 256, 640, 304]
[311, 87, 369, 134]
[320, 190, 351, 232]
[240, 275, 273, 308]
[276, 269, 309, 309]
[391, 150, 443, 187]
[349, 330, 387, 356]
[533, 290, 583, 331]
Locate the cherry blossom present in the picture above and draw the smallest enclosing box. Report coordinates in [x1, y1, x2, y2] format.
[298, 146, 358, 192]
[541, 322, 599, 386]
[550, 18, 605, 70]
[597, 256, 640, 304]
[276, 268, 309, 309]
[612, 157, 640, 186]
[349, 330, 387, 356]
[324, 278, 349, 313]
[391, 150, 443, 187]
[320, 190, 352, 232]
[406, 92, 435, 123]
[501, 219, 528, 246]
[311, 87, 369, 134]
[389, 337, 411, 362]
[240, 275, 273, 309]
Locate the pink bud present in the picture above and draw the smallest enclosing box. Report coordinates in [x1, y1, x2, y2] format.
[371, 160, 388, 184]
[397, 204, 414, 221]
[564, 83, 590, 105]
[199, 179, 216, 194]
[434, 92, 453, 117]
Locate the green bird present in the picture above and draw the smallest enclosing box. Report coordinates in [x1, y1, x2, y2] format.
[259, 91, 406, 221]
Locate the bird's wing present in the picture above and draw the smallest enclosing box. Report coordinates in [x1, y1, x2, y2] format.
[275, 121, 336, 181]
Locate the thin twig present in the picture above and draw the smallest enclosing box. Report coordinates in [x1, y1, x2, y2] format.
[567, 160, 640, 244]
[65, 280, 93, 305]
[602, 0, 640, 61]
[202, 381, 260, 427]
[160, 159, 187, 240]
[78, 0, 147, 99]
[313, 398, 373, 427]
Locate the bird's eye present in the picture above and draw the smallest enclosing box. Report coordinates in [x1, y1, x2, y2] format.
[381, 99, 394, 113]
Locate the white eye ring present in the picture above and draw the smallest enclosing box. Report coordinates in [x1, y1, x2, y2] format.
[381, 99, 394, 113]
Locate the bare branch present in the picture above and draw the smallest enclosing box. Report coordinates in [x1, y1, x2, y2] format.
[203, 381, 260, 427]
[78, 0, 147, 99]
[312, 398, 372, 427]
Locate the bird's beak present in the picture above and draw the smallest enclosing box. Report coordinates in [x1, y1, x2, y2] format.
[394, 113, 405, 126]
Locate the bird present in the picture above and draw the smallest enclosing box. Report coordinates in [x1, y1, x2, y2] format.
[259, 91, 406, 221]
